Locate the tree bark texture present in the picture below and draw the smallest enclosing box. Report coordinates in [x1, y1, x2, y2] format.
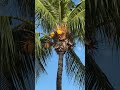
[56, 52, 64, 90]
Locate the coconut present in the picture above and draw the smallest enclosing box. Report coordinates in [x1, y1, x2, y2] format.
[44, 42, 50, 48]
[50, 32, 55, 38]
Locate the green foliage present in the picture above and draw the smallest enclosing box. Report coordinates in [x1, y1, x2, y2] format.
[35, 0, 85, 42]
[86, 0, 120, 89]
[87, 0, 120, 49]
[35, 0, 58, 33]
[65, 48, 85, 87]
[67, 0, 85, 43]
[35, 0, 85, 88]
[0, 16, 34, 90]
[35, 33, 53, 78]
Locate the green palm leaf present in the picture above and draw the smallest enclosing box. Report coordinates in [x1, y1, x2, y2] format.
[35, 0, 58, 33]
[65, 48, 85, 87]
[67, 0, 85, 43]
[35, 32, 53, 78]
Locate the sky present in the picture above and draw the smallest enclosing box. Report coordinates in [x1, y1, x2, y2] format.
[35, 0, 85, 90]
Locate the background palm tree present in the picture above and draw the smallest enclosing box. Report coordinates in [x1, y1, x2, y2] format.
[0, 16, 35, 90]
[86, 0, 120, 89]
[0, 0, 35, 90]
[35, 0, 85, 90]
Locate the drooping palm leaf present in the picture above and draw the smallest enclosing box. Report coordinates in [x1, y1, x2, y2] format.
[0, 16, 35, 90]
[13, 25, 35, 89]
[86, 53, 114, 90]
[65, 48, 85, 87]
[0, 16, 24, 89]
[35, 32, 53, 78]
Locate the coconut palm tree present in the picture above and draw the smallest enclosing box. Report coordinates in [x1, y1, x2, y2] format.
[0, 0, 36, 89]
[85, 0, 120, 89]
[35, 0, 85, 90]
[0, 16, 35, 90]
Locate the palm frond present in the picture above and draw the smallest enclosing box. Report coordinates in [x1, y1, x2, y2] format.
[65, 48, 85, 88]
[62, 0, 76, 22]
[87, 0, 120, 49]
[13, 28, 35, 90]
[0, 71, 14, 89]
[58, 0, 65, 22]
[86, 1, 120, 89]
[35, 0, 58, 33]
[67, 0, 85, 44]
[0, 16, 23, 89]
[58, 0, 75, 22]
[86, 53, 114, 90]
[0, 16, 35, 90]
[35, 33, 53, 78]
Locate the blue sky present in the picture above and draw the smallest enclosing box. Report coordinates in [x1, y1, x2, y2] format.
[35, 0, 85, 90]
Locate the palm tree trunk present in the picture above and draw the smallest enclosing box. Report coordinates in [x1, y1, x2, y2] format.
[56, 52, 64, 90]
